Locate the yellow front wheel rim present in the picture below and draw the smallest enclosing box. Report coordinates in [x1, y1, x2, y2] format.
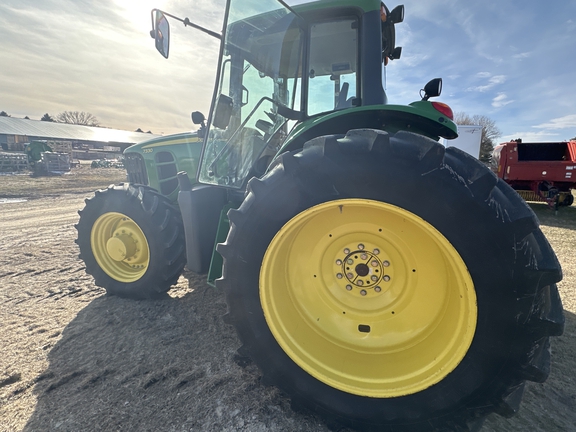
[91, 212, 150, 283]
[260, 199, 477, 398]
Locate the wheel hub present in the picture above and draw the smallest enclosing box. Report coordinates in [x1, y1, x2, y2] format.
[91, 212, 150, 282]
[335, 244, 390, 296]
[106, 234, 137, 261]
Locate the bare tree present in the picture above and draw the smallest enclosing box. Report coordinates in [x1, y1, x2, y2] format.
[454, 112, 502, 164]
[41, 113, 54, 122]
[56, 111, 100, 127]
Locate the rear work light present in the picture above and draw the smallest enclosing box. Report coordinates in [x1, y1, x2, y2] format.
[431, 102, 454, 120]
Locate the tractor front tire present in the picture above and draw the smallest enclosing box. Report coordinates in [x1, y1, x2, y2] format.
[217, 129, 564, 431]
[76, 183, 186, 299]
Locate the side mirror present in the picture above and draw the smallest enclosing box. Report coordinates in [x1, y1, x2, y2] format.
[150, 10, 170, 58]
[213, 95, 234, 130]
[389, 5, 404, 23]
[192, 111, 207, 138]
[390, 46, 402, 60]
[191, 111, 205, 125]
[381, 4, 404, 64]
[422, 78, 442, 101]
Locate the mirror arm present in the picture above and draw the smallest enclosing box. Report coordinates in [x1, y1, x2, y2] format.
[183, 17, 221, 40]
[151, 9, 221, 40]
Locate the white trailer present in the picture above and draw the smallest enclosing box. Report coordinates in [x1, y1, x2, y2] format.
[443, 125, 483, 159]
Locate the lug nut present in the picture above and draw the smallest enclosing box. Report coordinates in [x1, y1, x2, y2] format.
[346, 285, 353, 291]
[347, 259, 354, 265]
[373, 248, 380, 255]
[358, 244, 365, 250]
[337, 273, 343, 279]
[347, 273, 354, 279]
[344, 248, 350, 254]
[371, 275, 378, 281]
[357, 280, 364, 286]
[360, 253, 367, 260]
[383, 260, 390, 267]
[383, 275, 391, 282]
[360, 290, 367, 296]
[336, 259, 342, 265]
[371, 260, 379, 267]
[375, 286, 382, 292]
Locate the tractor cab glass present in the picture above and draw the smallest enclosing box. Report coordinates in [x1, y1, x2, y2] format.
[308, 18, 358, 115]
[199, 0, 362, 188]
[199, 0, 304, 187]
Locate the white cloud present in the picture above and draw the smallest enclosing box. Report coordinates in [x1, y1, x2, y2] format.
[533, 115, 576, 130]
[492, 93, 514, 108]
[512, 52, 531, 59]
[467, 75, 506, 92]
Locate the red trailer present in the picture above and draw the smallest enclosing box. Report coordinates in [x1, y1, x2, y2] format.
[492, 139, 576, 208]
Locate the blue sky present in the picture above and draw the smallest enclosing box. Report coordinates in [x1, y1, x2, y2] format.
[1, 0, 575, 141]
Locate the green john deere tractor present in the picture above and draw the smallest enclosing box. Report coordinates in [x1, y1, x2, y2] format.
[76, 1, 564, 430]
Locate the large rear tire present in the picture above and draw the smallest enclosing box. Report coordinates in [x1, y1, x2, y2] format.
[217, 129, 564, 431]
[76, 183, 186, 299]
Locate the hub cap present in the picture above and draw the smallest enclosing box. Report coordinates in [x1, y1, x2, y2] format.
[260, 199, 477, 397]
[91, 212, 150, 282]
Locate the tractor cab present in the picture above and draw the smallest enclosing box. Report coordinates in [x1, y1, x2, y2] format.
[152, 0, 407, 189]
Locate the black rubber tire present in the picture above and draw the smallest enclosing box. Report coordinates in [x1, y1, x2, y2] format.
[217, 129, 564, 431]
[560, 192, 574, 207]
[76, 183, 186, 299]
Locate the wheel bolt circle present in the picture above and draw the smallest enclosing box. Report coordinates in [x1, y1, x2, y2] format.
[337, 243, 389, 290]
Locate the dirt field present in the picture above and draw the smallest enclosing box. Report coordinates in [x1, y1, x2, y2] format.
[1, 165, 575, 432]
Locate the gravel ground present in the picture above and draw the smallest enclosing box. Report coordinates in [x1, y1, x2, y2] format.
[0, 166, 575, 432]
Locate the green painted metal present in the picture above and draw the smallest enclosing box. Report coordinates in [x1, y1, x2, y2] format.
[207, 203, 238, 285]
[123, 131, 203, 203]
[280, 102, 458, 155]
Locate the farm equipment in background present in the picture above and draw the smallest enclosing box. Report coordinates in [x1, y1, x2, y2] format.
[90, 157, 125, 169]
[492, 138, 576, 209]
[25, 140, 72, 175]
[76, 1, 564, 430]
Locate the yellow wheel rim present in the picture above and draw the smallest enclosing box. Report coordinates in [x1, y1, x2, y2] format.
[260, 199, 477, 398]
[91, 212, 150, 283]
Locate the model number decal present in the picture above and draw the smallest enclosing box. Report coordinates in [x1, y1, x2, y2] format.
[143, 148, 153, 153]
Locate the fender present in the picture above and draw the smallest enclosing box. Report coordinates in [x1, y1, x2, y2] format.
[279, 102, 458, 155]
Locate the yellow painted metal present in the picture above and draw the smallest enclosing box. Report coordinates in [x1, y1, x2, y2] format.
[260, 199, 477, 398]
[91, 212, 150, 282]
